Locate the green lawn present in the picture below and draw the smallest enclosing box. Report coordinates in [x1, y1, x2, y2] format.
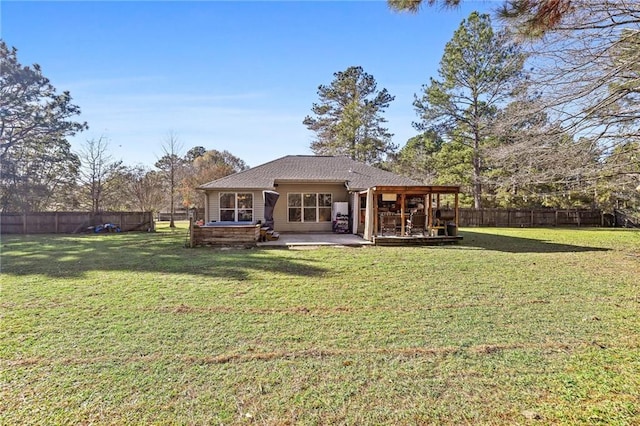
[1, 224, 639, 425]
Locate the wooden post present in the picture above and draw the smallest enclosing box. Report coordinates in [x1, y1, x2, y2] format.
[427, 192, 433, 233]
[373, 191, 379, 236]
[454, 192, 459, 229]
[400, 193, 406, 236]
[530, 210, 534, 227]
[55, 213, 59, 234]
[189, 217, 194, 248]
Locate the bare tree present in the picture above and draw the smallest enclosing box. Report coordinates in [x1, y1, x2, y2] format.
[78, 136, 122, 213]
[495, 2, 640, 206]
[510, 3, 640, 155]
[125, 166, 166, 213]
[155, 132, 184, 228]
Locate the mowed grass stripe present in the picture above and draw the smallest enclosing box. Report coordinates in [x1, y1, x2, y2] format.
[1, 223, 639, 424]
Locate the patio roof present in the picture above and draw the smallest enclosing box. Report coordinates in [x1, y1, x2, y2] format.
[368, 185, 461, 194]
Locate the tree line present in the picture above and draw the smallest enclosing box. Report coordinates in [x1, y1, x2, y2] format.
[0, 39, 247, 216]
[304, 2, 640, 210]
[75, 133, 247, 223]
[0, 37, 323, 217]
[2, 0, 638, 214]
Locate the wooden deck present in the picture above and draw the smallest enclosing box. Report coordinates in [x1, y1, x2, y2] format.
[373, 235, 463, 246]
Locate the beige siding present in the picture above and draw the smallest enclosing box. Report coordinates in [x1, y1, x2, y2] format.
[205, 186, 350, 232]
[204, 193, 210, 222]
[207, 191, 219, 221]
[205, 190, 264, 223]
[274, 183, 349, 232]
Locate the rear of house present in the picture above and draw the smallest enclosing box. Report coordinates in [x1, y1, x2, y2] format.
[197, 155, 461, 243]
[197, 155, 418, 233]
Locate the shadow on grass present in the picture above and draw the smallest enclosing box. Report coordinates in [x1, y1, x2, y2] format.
[1, 232, 328, 279]
[459, 229, 611, 253]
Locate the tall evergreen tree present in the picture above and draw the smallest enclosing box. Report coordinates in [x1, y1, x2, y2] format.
[1, 134, 80, 212]
[303, 66, 396, 165]
[0, 41, 86, 212]
[391, 131, 443, 184]
[414, 12, 525, 208]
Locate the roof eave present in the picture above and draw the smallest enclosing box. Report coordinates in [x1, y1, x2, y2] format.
[371, 185, 461, 194]
[198, 186, 275, 191]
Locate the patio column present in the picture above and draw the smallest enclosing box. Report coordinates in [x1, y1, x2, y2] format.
[427, 192, 433, 231]
[455, 192, 459, 228]
[400, 193, 406, 236]
[373, 190, 379, 237]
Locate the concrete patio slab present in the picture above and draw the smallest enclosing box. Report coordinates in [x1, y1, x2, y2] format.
[257, 233, 372, 248]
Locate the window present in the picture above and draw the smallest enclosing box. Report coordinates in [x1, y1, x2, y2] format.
[219, 192, 253, 222]
[303, 193, 316, 222]
[318, 193, 332, 222]
[288, 193, 332, 223]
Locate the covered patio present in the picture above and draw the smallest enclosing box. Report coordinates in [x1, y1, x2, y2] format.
[359, 185, 463, 245]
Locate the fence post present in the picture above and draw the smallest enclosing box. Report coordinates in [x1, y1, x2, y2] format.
[530, 210, 534, 227]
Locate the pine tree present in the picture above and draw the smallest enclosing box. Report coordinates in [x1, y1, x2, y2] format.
[303, 66, 396, 165]
[414, 12, 525, 208]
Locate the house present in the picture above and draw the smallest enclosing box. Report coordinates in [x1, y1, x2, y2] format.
[196, 155, 461, 244]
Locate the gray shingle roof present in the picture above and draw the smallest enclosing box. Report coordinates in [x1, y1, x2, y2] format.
[197, 155, 420, 191]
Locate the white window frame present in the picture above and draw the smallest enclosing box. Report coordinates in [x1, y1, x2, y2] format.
[287, 193, 332, 223]
[219, 192, 253, 222]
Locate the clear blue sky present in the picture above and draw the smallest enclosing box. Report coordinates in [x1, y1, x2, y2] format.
[1, 0, 496, 168]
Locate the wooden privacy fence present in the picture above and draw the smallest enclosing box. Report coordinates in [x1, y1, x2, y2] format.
[0, 212, 155, 234]
[157, 208, 204, 222]
[458, 208, 605, 227]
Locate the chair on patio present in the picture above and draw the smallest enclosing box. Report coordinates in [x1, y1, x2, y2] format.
[380, 214, 398, 236]
[407, 214, 426, 236]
